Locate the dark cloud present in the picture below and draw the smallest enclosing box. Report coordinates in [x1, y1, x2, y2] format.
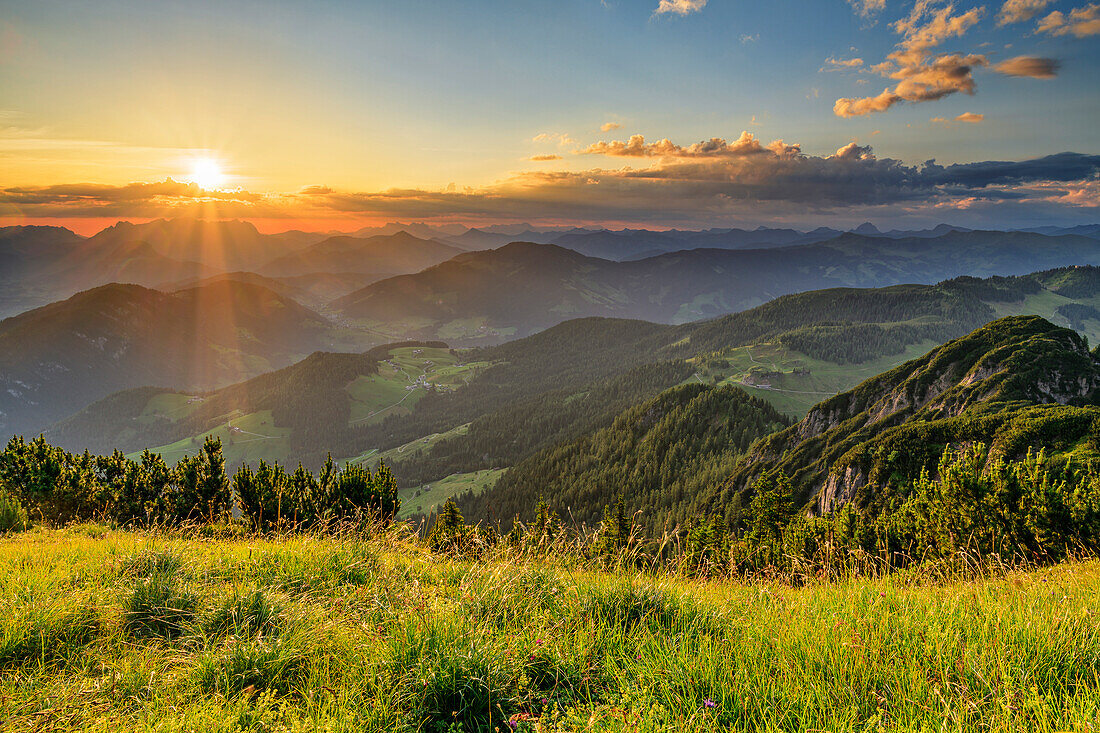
[993, 56, 1060, 78]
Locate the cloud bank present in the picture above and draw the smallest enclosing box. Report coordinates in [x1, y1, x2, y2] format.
[5, 133, 1096, 228]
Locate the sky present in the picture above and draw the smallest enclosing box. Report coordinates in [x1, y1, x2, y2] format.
[0, 0, 1098, 233]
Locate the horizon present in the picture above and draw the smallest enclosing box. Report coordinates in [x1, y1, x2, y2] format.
[6, 214, 1099, 240]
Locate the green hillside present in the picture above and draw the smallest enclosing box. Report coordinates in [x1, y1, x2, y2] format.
[458, 383, 788, 529]
[48, 345, 486, 470]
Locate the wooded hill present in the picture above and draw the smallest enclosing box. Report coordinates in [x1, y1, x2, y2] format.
[457, 316, 1100, 561]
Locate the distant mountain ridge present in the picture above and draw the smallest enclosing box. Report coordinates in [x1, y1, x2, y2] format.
[333, 231, 1100, 342]
[259, 231, 464, 278]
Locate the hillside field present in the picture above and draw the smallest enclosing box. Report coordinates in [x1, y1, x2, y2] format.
[3, 527, 1100, 732]
[689, 339, 941, 417]
[128, 346, 487, 467]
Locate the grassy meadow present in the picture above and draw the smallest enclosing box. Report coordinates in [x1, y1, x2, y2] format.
[2, 526, 1100, 732]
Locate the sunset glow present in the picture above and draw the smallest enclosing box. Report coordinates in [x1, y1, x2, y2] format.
[0, 1, 1096, 231]
[187, 158, 226, 190]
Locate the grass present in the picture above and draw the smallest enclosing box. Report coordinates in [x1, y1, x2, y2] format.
[691, 340, 941, 418]
[988, 290, 1100, 346]
[3, 527, 1100, 731]
[345, 346, 487, 425]
[399, 468, 506, 519]
[131, 346, 488, 467]
[129, 409, 293, 466]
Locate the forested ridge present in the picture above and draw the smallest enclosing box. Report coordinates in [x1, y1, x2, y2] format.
[457, 383, 789, 530]
[387, 361, 696, 488]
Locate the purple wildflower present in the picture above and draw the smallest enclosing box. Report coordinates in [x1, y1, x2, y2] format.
[704, 698, 716, 708]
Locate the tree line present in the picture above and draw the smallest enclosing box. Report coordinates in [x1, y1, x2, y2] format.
[0, 435, 398, 529]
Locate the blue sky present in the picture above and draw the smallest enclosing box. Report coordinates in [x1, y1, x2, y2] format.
[0, 0, 1098, 229]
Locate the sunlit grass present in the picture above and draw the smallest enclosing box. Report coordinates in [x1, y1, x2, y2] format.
[2, 527, 1099, 731]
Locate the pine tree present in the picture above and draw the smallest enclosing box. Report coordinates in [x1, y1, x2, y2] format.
[429, 500, 468, 552]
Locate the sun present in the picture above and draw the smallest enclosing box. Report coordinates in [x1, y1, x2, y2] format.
[188, 158, 226, 189]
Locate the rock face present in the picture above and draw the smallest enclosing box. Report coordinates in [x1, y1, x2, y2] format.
[716, 316, 1100, 514]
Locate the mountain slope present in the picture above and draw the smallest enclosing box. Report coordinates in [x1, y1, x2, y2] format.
[334, 242, 620, 329]
[84, 218, 314, 272]
[159, 271, 317, 306]
[709, 316, 1100, 519]
[0, 281, 332, 436]
[45, 342, 485, 468]
[457, 383, 789, 529]
[259, 231, 463, 278]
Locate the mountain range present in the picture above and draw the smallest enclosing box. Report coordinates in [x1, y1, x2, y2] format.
[333, 231, 1100, 341]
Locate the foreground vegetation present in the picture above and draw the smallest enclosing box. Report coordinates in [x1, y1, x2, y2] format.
[3, 526, 1100, 732]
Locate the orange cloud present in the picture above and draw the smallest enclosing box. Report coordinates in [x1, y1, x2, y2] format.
[997, 0, 1053, 25]
[849, 0, 887, 18]
[4, 137, 1098, 228]
[836, 2, 989, 117]
[581, 131, 775, 158]
[992, 55, 1060, 78]
[955, 112, 985, 123]
[822, 57, 865, 71]
[532, 132, 575, 145]
[600, 122, 623, 132]
[530, 154, 563, 161]
[1037, 4, 1100, 37]
[835, 88, 902, 117]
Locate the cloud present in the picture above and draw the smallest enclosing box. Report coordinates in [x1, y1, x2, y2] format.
[835, 1, 989, 117]
[849, 0, 887, 17]
[740, 33, 759, 43]
[600, 122, 623, 132]
[822, 57, 865, 71]
[992, 55, 1060, 78]
[997, 0, 1052, 25]
[529, 154, 563, 161]
[0, 178, 267, 218]
[831, 142, 877, 160]
[532, 132, 576, 146]
[955, 112, 985, 122]
[653, 0, 706, 16]
[581, 131, 775, 158]
[4, 140, 1098, 229]
[1037, 4, 1100, 37]
[835, 88, 902, 117]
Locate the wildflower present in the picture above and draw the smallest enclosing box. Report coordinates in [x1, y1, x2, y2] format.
[704, 698, 716, 708]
